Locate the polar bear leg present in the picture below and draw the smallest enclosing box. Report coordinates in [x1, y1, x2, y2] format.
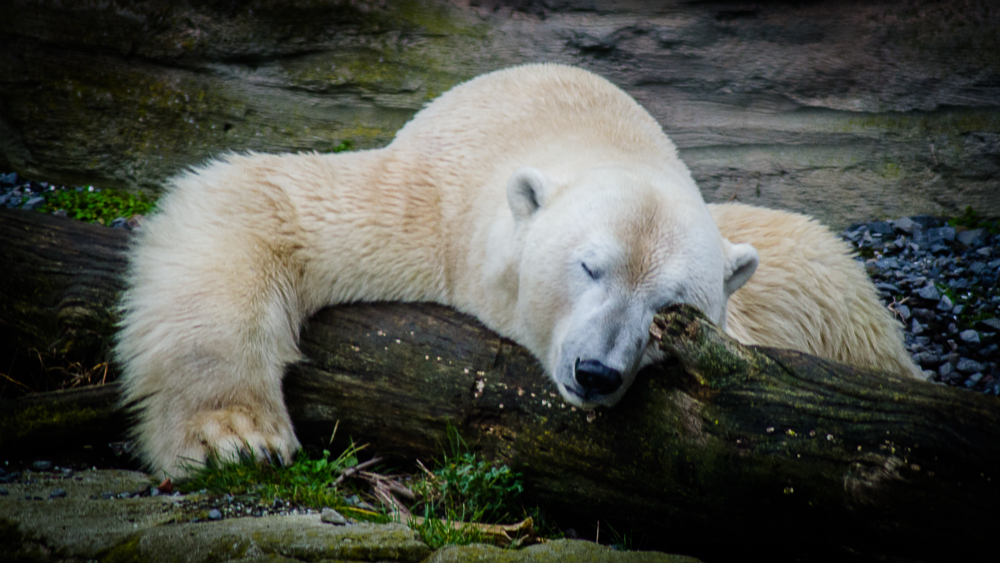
[118, 179, 306, 479]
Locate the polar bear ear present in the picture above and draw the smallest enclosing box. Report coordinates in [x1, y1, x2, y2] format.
[507, 167, 552, 222]
[722, 239, 759, 296]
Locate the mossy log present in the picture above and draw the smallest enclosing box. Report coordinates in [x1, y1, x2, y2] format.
[2, 208, 1000, 562]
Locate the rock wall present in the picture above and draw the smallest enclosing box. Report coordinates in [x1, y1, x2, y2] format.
[1, 0, 997, 227]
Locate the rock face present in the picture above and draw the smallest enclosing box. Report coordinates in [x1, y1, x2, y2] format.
[0, 0, 997, 228]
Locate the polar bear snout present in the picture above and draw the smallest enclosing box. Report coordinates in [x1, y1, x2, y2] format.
[574, 358, 624, 396]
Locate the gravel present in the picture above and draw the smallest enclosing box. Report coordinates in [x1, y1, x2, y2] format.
[841, 216, 1000, 393]
[3, 171, 998, 391]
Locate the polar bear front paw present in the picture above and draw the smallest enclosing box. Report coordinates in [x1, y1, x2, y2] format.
[171, 406, 301, 477]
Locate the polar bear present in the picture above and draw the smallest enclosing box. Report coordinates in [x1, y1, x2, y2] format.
[712, 202, 919, 379]
[116, 63, 917, 478]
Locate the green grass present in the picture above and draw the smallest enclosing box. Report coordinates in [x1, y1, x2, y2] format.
[331, 139, 354, 153]
[948, 206, 1000, 235]
[37, 187, 155, 225]
[172, 430, 547, 549]
[177, 442, 387, 522]
[407, 428, 535, 549]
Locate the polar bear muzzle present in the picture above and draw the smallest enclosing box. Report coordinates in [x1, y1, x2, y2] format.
[574, 358, 624, 397]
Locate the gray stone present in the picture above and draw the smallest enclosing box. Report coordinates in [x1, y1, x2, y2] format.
[966, 373, 983, 387]
[31, 461, 53, 472]
[0, 172, 17, 185]
[937, 294, 954, 311]
[874, 259, 900, 271]
[48, 488, 67, 499]
[892, 217, 918, 234]
[957, 229, 986, 247]
[956, 358, 984, 374]
[948, 278, 969, 290]
[927, 227, 957, 242]
[988, 259, 1000, 270]
[867, 221, 894, 236]
[22, 196, 45, 210]
[952, 304, 964, 315]
[320, 507, 348, 525]
[939, 362, 955, 378]
[917, 284, 940, 301]
[910, 319, 924, 334]
[896, 304, 911, 321]
[875, 281, 899, 293]
[975, 318, 1000, 332]
[960, 330, 981, 344]
[208, 508, 222, 520]
[913, 351, 939, 366]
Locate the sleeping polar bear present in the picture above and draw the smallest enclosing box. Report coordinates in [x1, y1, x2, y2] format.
[116, 64, 919, 478]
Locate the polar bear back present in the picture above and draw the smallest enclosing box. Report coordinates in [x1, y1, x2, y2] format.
[711, 202, 920, 378]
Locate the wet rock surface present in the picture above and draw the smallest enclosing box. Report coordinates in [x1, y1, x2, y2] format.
[0, 467, 703, 562]
[427, 542, 701, 562]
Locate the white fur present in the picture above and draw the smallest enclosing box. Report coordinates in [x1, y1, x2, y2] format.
[711, 202, 921, 378]
[117, 64, 910, 478]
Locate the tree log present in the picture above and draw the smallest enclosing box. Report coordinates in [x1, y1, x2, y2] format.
[2, 208, 999, 563]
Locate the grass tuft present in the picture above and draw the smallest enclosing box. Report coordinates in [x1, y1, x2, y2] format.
[177, 442, 387, 521]
[407, 427, 534, 548]
[38, 187, 154, 225]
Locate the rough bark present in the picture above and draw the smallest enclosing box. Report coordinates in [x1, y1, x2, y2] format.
[2, 1, 1000, 228]
[2, 208, 1000, 562]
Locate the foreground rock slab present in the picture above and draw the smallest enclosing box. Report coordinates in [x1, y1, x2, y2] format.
[0, 469, 702, 562]
[428, 543, 701, 563]
[0, 469, 431, 562]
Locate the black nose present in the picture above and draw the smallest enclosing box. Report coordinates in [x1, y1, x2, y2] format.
[574, 359, 623, 395]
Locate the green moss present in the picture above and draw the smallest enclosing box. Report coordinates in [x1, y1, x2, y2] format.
[98, 533, 142, 563]
[844, 109, 1000, 139]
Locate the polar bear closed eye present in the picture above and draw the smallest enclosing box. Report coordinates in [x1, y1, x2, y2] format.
[503, 165, 757, 407]
[116, 63, 918, 479]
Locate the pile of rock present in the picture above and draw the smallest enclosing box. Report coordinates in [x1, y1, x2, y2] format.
[0, 172, 54, 211]
[840, 216, 1000, 393]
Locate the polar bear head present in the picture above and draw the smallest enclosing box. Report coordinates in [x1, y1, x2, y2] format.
[504, 165, 758, 408]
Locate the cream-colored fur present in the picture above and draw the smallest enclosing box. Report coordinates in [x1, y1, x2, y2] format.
[116, 64, 913, 479]
[712, 202, 921, 378]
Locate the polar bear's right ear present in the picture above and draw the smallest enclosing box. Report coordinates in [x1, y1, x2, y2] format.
[507, 167, 552, 222]
[722, 239, 759, 296]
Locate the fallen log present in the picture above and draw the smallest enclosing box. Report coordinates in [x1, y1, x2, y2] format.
[2, 208, 999, 563]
